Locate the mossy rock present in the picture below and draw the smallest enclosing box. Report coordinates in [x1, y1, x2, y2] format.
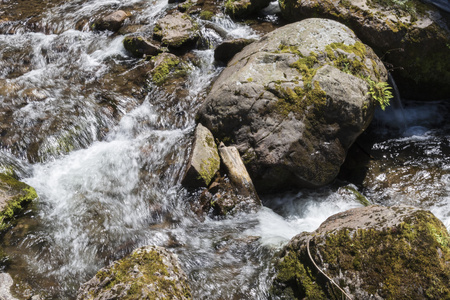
[77, 245, 191, 300]
[198, 19, 388, 192]
[278, 0, 450, 100]
[123, 36, 162, 58]
[0, 173, 37, 231]
[153, 12, 199, 49]
[224, 0, 272, 18]
[272, 205, 450, 299]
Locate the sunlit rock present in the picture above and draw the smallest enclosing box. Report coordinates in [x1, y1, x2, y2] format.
[278, 0, 450, 100]
[272, 205, 450, 299]
[92, 10, 129, 32]
[198, 18, 387, 193]
[153, 12, 199, 48]
[182, 124, 220, 188]
[77, 245, 191, 300]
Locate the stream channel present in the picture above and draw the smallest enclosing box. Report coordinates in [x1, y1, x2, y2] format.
[0, 0, 449, 299]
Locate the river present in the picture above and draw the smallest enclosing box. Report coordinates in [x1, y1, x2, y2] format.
[0, 0, 449, 299]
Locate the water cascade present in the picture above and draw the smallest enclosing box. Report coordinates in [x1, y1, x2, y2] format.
[0, 0, 449, 299]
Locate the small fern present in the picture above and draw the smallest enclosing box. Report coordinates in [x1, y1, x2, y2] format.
[366, 78, 393, 110]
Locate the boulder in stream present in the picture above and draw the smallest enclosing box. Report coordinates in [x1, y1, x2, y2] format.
[278, 0, 450, 100]
[182, 124, 220, 188]
[153, 12, 199, 48]
[77, 245, 191, 300]
[198, 18, 388, 193]
[92, 10, 129, 32]
[123, 36, 162, 58]
[0, 173, 37, 231]
[272, 205, 450, 299]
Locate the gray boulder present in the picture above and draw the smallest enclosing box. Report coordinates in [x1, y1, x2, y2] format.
[198, 18, 387, 192]
[77, 245, 191, 300]
[224, 0, 272, 18]
[182, 124, 220, 188]
[153, 12, 199, 48]
[272, 205, 450, 299]
[278, 0, 450, 100]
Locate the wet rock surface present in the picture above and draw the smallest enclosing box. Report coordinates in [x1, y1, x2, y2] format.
[214, 38, 256, 63]
[272, 205, 450, 299]
[92, 10, 129, 32]
[278, 0, 450, 100]
[198, 18, 387, 192]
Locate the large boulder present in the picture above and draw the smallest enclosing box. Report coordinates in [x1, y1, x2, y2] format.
[77, 245, 191, 300]
[153, 12, 199, 48]
[0, 173, 37, 231]
[278, 0, 450, 100]
[197, 18, 388, 192]
[272, 205, 450, 299]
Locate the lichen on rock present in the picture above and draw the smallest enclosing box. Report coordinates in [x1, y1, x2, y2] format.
[272, 205, 450, 299]
[153, 12, 199, 48]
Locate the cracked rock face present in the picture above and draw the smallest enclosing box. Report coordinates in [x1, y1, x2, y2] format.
[198, 18, 387, 193]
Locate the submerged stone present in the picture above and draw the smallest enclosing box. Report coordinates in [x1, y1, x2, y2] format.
[272, 205, 450, 299]
[77, 245, 191, 300]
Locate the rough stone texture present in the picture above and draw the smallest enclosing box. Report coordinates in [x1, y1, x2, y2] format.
[272, 205, 450, 299]
[93, 10, 128, 32]
[0, 273, 19, 300]
[0, 173, 37, 230]
[153, 12, 199, 48]
[123, 36, 162, 58]
[77, 245, 191, 300]
[198, 18, 387, 193]
[224, 0, 272, 18]
[218, 143, 259, 201]
[278, 0, 450, 100]
[214, 38, 256, 63]
[182, 124, 220, 188]
[196, 143, 261, 216]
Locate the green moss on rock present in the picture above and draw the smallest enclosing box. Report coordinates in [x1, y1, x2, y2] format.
[0, 173, 38, 231]
[273, 207, 450, 299]
[78, 246, 191, 300]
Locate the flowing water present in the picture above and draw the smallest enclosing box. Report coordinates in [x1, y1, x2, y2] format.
[0, 0, 449, 299]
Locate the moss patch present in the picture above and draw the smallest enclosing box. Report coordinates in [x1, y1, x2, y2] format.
[273, 209, 450, 299]
[91, 248, 191, 299]
[0, 173, 38, 231]
[151, 54, 189, 86]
